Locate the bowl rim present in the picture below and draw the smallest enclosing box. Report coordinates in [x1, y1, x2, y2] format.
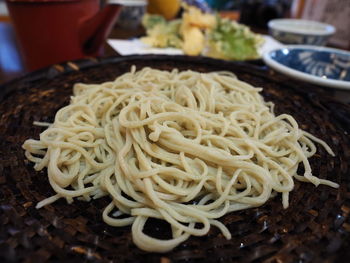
[263, 45, 350, 90]
[108, 0, 147, 6]
[268, 19, 336, 36]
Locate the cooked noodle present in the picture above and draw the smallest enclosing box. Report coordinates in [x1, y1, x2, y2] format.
[22, 67, 338, 252]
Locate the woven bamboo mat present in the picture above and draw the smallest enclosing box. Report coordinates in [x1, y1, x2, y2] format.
[0, 55, 349, 263]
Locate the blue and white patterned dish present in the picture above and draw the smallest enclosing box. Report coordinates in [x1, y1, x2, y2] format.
[263, 45, 350, 90]
[268, 19, 335, 46]
[112, 0, 147, 29]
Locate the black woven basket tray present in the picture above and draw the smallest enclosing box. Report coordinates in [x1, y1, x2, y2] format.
[0, 55, 350, 263]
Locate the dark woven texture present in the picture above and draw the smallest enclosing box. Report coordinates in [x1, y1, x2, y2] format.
[0, 56, 350, 263]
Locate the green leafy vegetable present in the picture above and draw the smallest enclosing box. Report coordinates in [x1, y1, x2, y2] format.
[142, 14, 167, 30]
[207, 17, 263, 60]
[142, 14, 182, 48]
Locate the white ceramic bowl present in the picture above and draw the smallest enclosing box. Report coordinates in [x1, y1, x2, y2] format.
[268, 19, 335, 46]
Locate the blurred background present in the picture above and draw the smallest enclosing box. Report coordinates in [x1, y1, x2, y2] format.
[0, 0, 349, 84]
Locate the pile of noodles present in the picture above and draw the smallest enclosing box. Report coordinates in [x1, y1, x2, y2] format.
[23, 67, 338, 252]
